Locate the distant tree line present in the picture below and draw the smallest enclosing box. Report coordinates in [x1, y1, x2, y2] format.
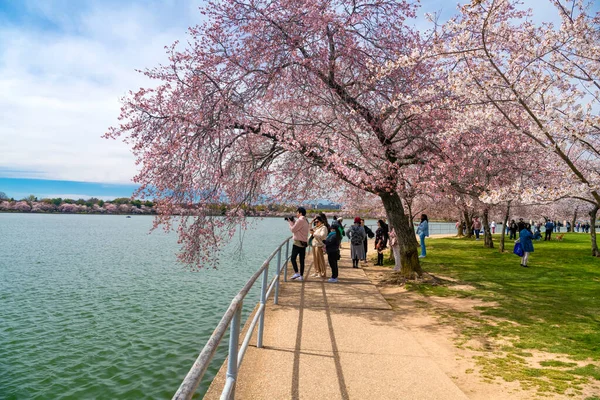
[0, 193, 156, 215]
[0, 190, 347, 217]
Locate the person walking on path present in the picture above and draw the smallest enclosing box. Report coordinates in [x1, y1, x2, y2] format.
[544, 220, 554, 241]
[519, 224, 534, 267]
[324, 225, 341, 282]
[374, 219, 389, 266]
[361, 218, 374, 263]
[347, 217, 366, 268]
[491, 221, 496, 234]
[310, 216, 328, 278]
[417, 214, 429, 258]
[288, 207, 310, 281]
[472, 217, 482, 240]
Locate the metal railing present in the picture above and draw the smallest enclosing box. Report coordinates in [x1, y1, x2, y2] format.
[172, 236, 292, 400]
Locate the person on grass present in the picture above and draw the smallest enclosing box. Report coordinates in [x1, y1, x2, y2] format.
[509, 219, 518, 239]
[417, 214, 429, 258]
[472, 217, 482, 240]
[519, 223, 534, 268]
[544, 219, 554, 241]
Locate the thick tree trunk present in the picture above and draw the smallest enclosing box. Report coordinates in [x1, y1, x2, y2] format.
[463, 210, 473, 238]
[590, 206, 599, 257]
[380, 192, 422, 278]
[571, 207, 578, 233]
[482, 208, 494, 248]
[391, 245, 401, 271]
[457, 218, 465, 237]
[500, 201, 511, 253]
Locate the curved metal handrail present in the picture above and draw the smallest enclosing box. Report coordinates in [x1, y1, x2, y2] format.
[172, 236, 293, 400]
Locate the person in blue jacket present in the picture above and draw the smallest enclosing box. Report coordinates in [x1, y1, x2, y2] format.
[416, 214, 429, 258]
[519, 224, 534, 267]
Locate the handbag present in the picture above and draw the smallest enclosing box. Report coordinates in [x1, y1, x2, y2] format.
[513, 241, 524, 257]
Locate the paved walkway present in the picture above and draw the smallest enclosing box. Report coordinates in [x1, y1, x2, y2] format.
[205, 244, 468, 400]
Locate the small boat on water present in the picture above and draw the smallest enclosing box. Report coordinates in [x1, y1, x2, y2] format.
[126, 216, 131, 218]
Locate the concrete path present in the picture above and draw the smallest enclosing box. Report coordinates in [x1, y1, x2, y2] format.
[205, 245, 468, 400]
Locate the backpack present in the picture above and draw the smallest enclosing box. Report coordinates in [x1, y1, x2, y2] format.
[350, 227, 364, 246]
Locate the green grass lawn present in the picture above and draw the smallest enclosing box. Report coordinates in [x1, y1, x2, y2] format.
[386, 233, 600, 397]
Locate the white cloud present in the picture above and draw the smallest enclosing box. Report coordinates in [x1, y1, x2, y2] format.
[43, 194, 122, 201]
[0, 0, 204, 184]
[2, 0, 596, 185]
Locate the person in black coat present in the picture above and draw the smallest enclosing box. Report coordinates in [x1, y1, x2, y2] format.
[374, 219, 389, 265]
[361, 219, 374, 262]
[509, 219, 518, 240]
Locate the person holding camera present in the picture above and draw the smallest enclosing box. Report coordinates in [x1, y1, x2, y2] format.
[287, 207, 310, 281]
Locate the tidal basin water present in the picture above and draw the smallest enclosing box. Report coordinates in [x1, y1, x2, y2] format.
[0, 214, 295, 399]
[0, 214, 456, 399]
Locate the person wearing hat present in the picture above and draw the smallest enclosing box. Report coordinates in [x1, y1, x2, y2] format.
[288, 207, 310, 281]
[347, 217, 367, 268]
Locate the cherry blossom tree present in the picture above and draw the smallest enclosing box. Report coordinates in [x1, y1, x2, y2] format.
[440, 0, 600, 255]
[104, 203, 118, 214]
[13, 201, 31, 212]
[106, 0, 449, 275]
[59, 203, 80, 213]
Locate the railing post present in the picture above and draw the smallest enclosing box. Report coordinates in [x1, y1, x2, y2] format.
[223, 302, 242, 399]
[274, 248, 282, 305]
[257, 264, 269, 348]
[284, 239, 290, 282]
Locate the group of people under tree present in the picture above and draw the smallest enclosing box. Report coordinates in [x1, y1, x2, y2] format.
[286, 207, 391, 283]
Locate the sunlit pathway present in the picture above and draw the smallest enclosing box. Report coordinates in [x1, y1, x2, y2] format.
[205, 244, 468, 400]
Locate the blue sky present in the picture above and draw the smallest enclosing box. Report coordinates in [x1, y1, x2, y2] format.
[0, 0, 581, 200]
[0, 177, 139, 200]
[0, 0, 205, 199]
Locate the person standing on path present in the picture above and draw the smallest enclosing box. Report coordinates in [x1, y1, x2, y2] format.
[361, 219, 374, 263]
[519, 224, 534, 267]
[347, 217, 366, 268]
[491, 221, 496, 234]
[417, 214, 429, 258]
[288, 207, 310, 281]
[374, 219, 389, 266]
[324, 225, 341, 282]
[310, 216, 328, 278]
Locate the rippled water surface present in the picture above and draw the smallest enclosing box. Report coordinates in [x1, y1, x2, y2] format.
[0, 214, 291, 399]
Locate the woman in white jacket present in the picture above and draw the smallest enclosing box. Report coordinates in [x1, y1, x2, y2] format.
[311, 216, 329, 278]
